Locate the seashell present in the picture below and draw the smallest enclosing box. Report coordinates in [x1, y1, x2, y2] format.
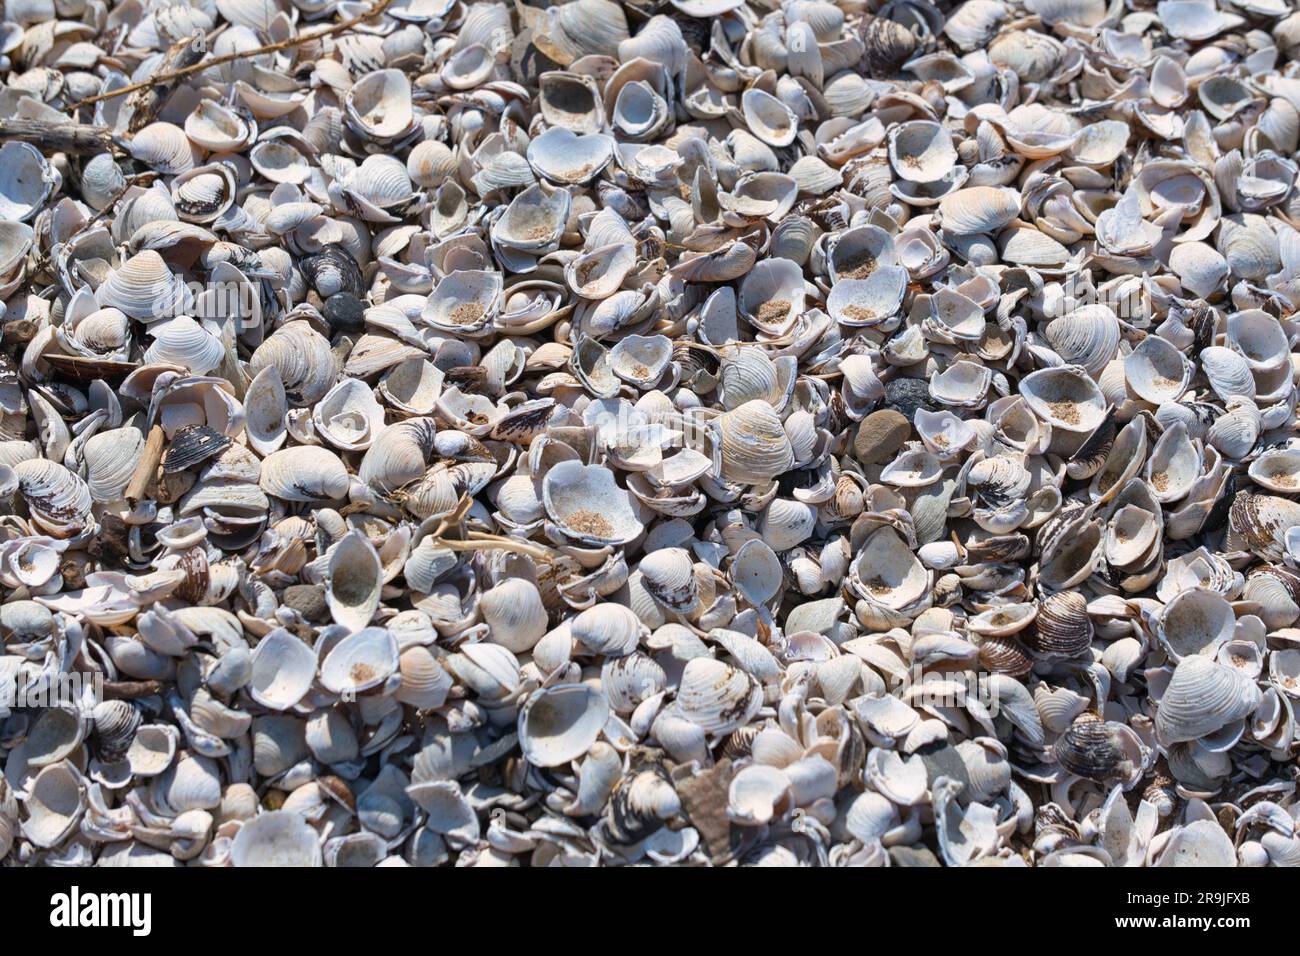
[325, 531, 384, 632]
[1250, 449, 1300, 494]
[977, 633, 1034, 677]
[249, 629, 317, 711]
[937, 187, 1021, 236]
[129, 123, 199, 175]
[1168, 243, 1228, 299]
[888, 120, 957, 184]
[1226, 310, 1289, 374]
[1158, 588, 1236, 661]
[1044, 306, 1120, 379]
[25, 707, 85, 768]
[849, 526, 929, 612]
[162, 424, 231, 474]
[481, 578, 548, 652]
[1155, 655, 1262, 746]
[248, 140, 309, 184]
[1204, 397, 1261, 461]
[997, 224, 1069, 266]
[80, 153, 126, 213]
[930, 361, 993, 408]
[542, 460, 644, 546]
[1243, 567, 1300, 630]
[741, 89, 799, 148]
[1054, 717, 1146, 787]
[260, 446, 350, 503]
[518, 683, 609, 767]
[1124, 334, 1192, 406]
[571, 603, 646, 657]
[22, 762, 85, 848]
[249, 320, 338, 405]
[312, 378, 386, 452]
[144, 316, 227, 375]
[243, 366, 288, 457]
[1020, 366, 1109, 434]
[84, 427, 147, 502]
[344, 70, 414, 141]
[1068, 121, 1130, 166]
[185, 100, 256, 152]
[90, 699, 141, 763]
[569, 245, 637, 301]
[14, 458, 93, 537]
[96, 250, 189, 322]
[301, 245, 364, 299]
[638, 548, 698, 614]
[394, 646, 452, 711]
[1199, 346, 1255, 402]
[673, 657, 762, 734]
[826, 267, 907, 328]
[527, 127, 615, 186]
[729, 764, 791, 826]
[171, 164, 237, 224]
[713, 400, 795, 484]
[124, 723, 179, 778]
[320, 626, 399, 694]
[231, 811, 322, 866]
[1228, 493, 1300, 562]
[538, 71, 606, 135]
[1027, 590, 1093, 658]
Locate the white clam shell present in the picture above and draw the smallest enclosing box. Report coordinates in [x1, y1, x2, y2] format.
[231, 811, 323, 866]
[1125, 334, 1192, 405]
[320, 626, 399, 694]
[312, 378, 387, 451]
[542, 460, 644, 545]
[741, 88, 799, 147]
[481, 578, 548, 652]
[344, 69, 414, 140]
[1155, 655, 1262, 745]
[325, 531, 384, 631]
[672, 657, 762, 734]
[21, 762, 85, 848]
[888, 120, 958, 183]
[517, 683, 609, 767]
[260, 446, 350, 502]
[249, 628, 317, 711]
[1019, 366, 1109, 433]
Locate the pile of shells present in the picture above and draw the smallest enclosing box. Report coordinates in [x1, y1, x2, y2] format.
[2, 0, 1300, 868]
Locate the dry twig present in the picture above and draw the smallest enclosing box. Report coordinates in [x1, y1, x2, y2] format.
[68, 0, 395, 112]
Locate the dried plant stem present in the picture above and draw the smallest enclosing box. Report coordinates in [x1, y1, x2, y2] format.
[433, 534, 557, 562]
[68, 0, 395, 112]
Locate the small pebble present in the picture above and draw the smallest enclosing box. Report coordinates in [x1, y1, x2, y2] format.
[883, 378, 936, 422]
[323, 293, 367, 334]
[854, 409, 912, 465]
[281, 584, 329, 623]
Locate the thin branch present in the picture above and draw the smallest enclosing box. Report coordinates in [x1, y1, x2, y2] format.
[68, 0, 395, 112]
[432, 534, 558, 562]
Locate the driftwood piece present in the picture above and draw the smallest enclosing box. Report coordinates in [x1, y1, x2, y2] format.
[125, 425, 166, 505]
[102, 680, 167, 700]
[0, 118, 116, 154]
[121, 34, 209, 134]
